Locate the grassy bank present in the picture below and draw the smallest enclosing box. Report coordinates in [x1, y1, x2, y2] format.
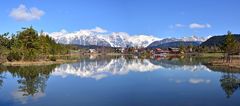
[193, 53, 224, 58]
[2, 59, 78, 66]
[0, 53, 124, 66]
[208, 59, 240, 69]
[0, 54, 82, 66]
[191, 53, 240, 69]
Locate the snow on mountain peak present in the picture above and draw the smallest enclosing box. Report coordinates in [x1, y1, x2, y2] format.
[48, 27, 209, 48]
[48, 27, 161, 47]
[128, 35, 162, 47]
[181, 35, 207, 42]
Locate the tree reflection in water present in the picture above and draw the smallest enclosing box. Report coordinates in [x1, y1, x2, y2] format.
[0, 66, 7, 89]
[0, 72, 4, 89]
[220, 73, 240, 98]
[6, 65, 57, 96]
[0, 56, 240, 100]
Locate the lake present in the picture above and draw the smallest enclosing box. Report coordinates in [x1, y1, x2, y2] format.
[0, 56, 240, 106]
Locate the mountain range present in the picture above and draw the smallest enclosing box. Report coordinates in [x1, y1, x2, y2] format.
[49, 27, 209, 48]
[147, 41, 202, 49]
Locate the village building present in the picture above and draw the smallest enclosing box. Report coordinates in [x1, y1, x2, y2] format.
[115, 48, 125, 53]
[153, 47, 182, 56]
[89, 49, 97, 53]
[168, 48, 181, 54]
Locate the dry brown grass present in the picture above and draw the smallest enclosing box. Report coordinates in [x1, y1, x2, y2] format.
[2, 59, 78, 66]
[210, 59, 240, 69]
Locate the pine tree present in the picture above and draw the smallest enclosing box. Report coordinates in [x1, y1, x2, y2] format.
[222, 31, 238, 63]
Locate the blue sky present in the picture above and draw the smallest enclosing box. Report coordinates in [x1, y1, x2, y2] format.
[0, 0, 240, 38]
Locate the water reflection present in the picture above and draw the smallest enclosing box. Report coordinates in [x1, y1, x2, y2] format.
[0, 66, 7, 89]
[0, 65, 57, 104]
[150, 58, 212, 72]
[52, 56, 211, 80]
[52, 57, 162, 80]
[12, 89, 45, 104]
[0, 56, 240, 105]
[0, 72, 4, 89]
[220, 73, 240, 98]
[6, 66, 56, 96]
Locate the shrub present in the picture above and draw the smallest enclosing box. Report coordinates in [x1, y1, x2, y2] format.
[7, 52, 22, 62]
[7, 54, 14, 62]
[50, 56, 57, 61]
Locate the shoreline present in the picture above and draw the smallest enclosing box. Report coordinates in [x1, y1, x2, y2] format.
[0, 53, 125, 66]
[1, 53, 240, 68]
[208, 59, 240, 69]
[2, 59, 78, 66]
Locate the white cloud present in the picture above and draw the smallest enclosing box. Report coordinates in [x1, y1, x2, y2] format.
[189, 78, 211, 84]
[9, 4, 45, 21]
[175, 24, 185, 28]
[170, 23, 211, 29]
[169, 24, 185, 28]
[88, 27, 107, 33]
[76, 27, 107, 33]
[169, 25, 174, 29]
[12, 90, 45, 104]
[189, 23, 211, 29]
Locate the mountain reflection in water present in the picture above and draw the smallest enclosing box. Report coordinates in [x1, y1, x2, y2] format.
[52, 57, 211, 80]
[0, 56, 240, 106]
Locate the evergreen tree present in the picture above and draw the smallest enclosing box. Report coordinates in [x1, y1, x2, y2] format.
[222, 31, 238, 63]
[0, 26, 70, 62]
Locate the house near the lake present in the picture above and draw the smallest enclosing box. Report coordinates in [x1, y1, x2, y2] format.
[153, 48, 182, 56]
[89, 49, 97, 53]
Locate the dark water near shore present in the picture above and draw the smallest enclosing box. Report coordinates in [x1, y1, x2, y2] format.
[0, 56, 240, 106]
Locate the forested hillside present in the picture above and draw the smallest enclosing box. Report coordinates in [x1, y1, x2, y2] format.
[201, 34, 240, 47]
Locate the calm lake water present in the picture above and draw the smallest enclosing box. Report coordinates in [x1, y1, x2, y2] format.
[0, 56, 240, 106]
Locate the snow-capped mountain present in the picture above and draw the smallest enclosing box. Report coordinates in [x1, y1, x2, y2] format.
[98, 32, 161, 47]
[98, 32, 130, 47]
[50, 28, 111, 47]
[49, 27, 208, 48]
[181, 35, 208, 42]
[147, 36, 209, 48]
[49, 27, 160, 48]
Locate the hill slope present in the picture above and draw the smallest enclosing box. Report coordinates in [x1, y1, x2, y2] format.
[201, 34, 240, 47]
[147, 41, 201, 49]
[147, 36, 206, 49]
